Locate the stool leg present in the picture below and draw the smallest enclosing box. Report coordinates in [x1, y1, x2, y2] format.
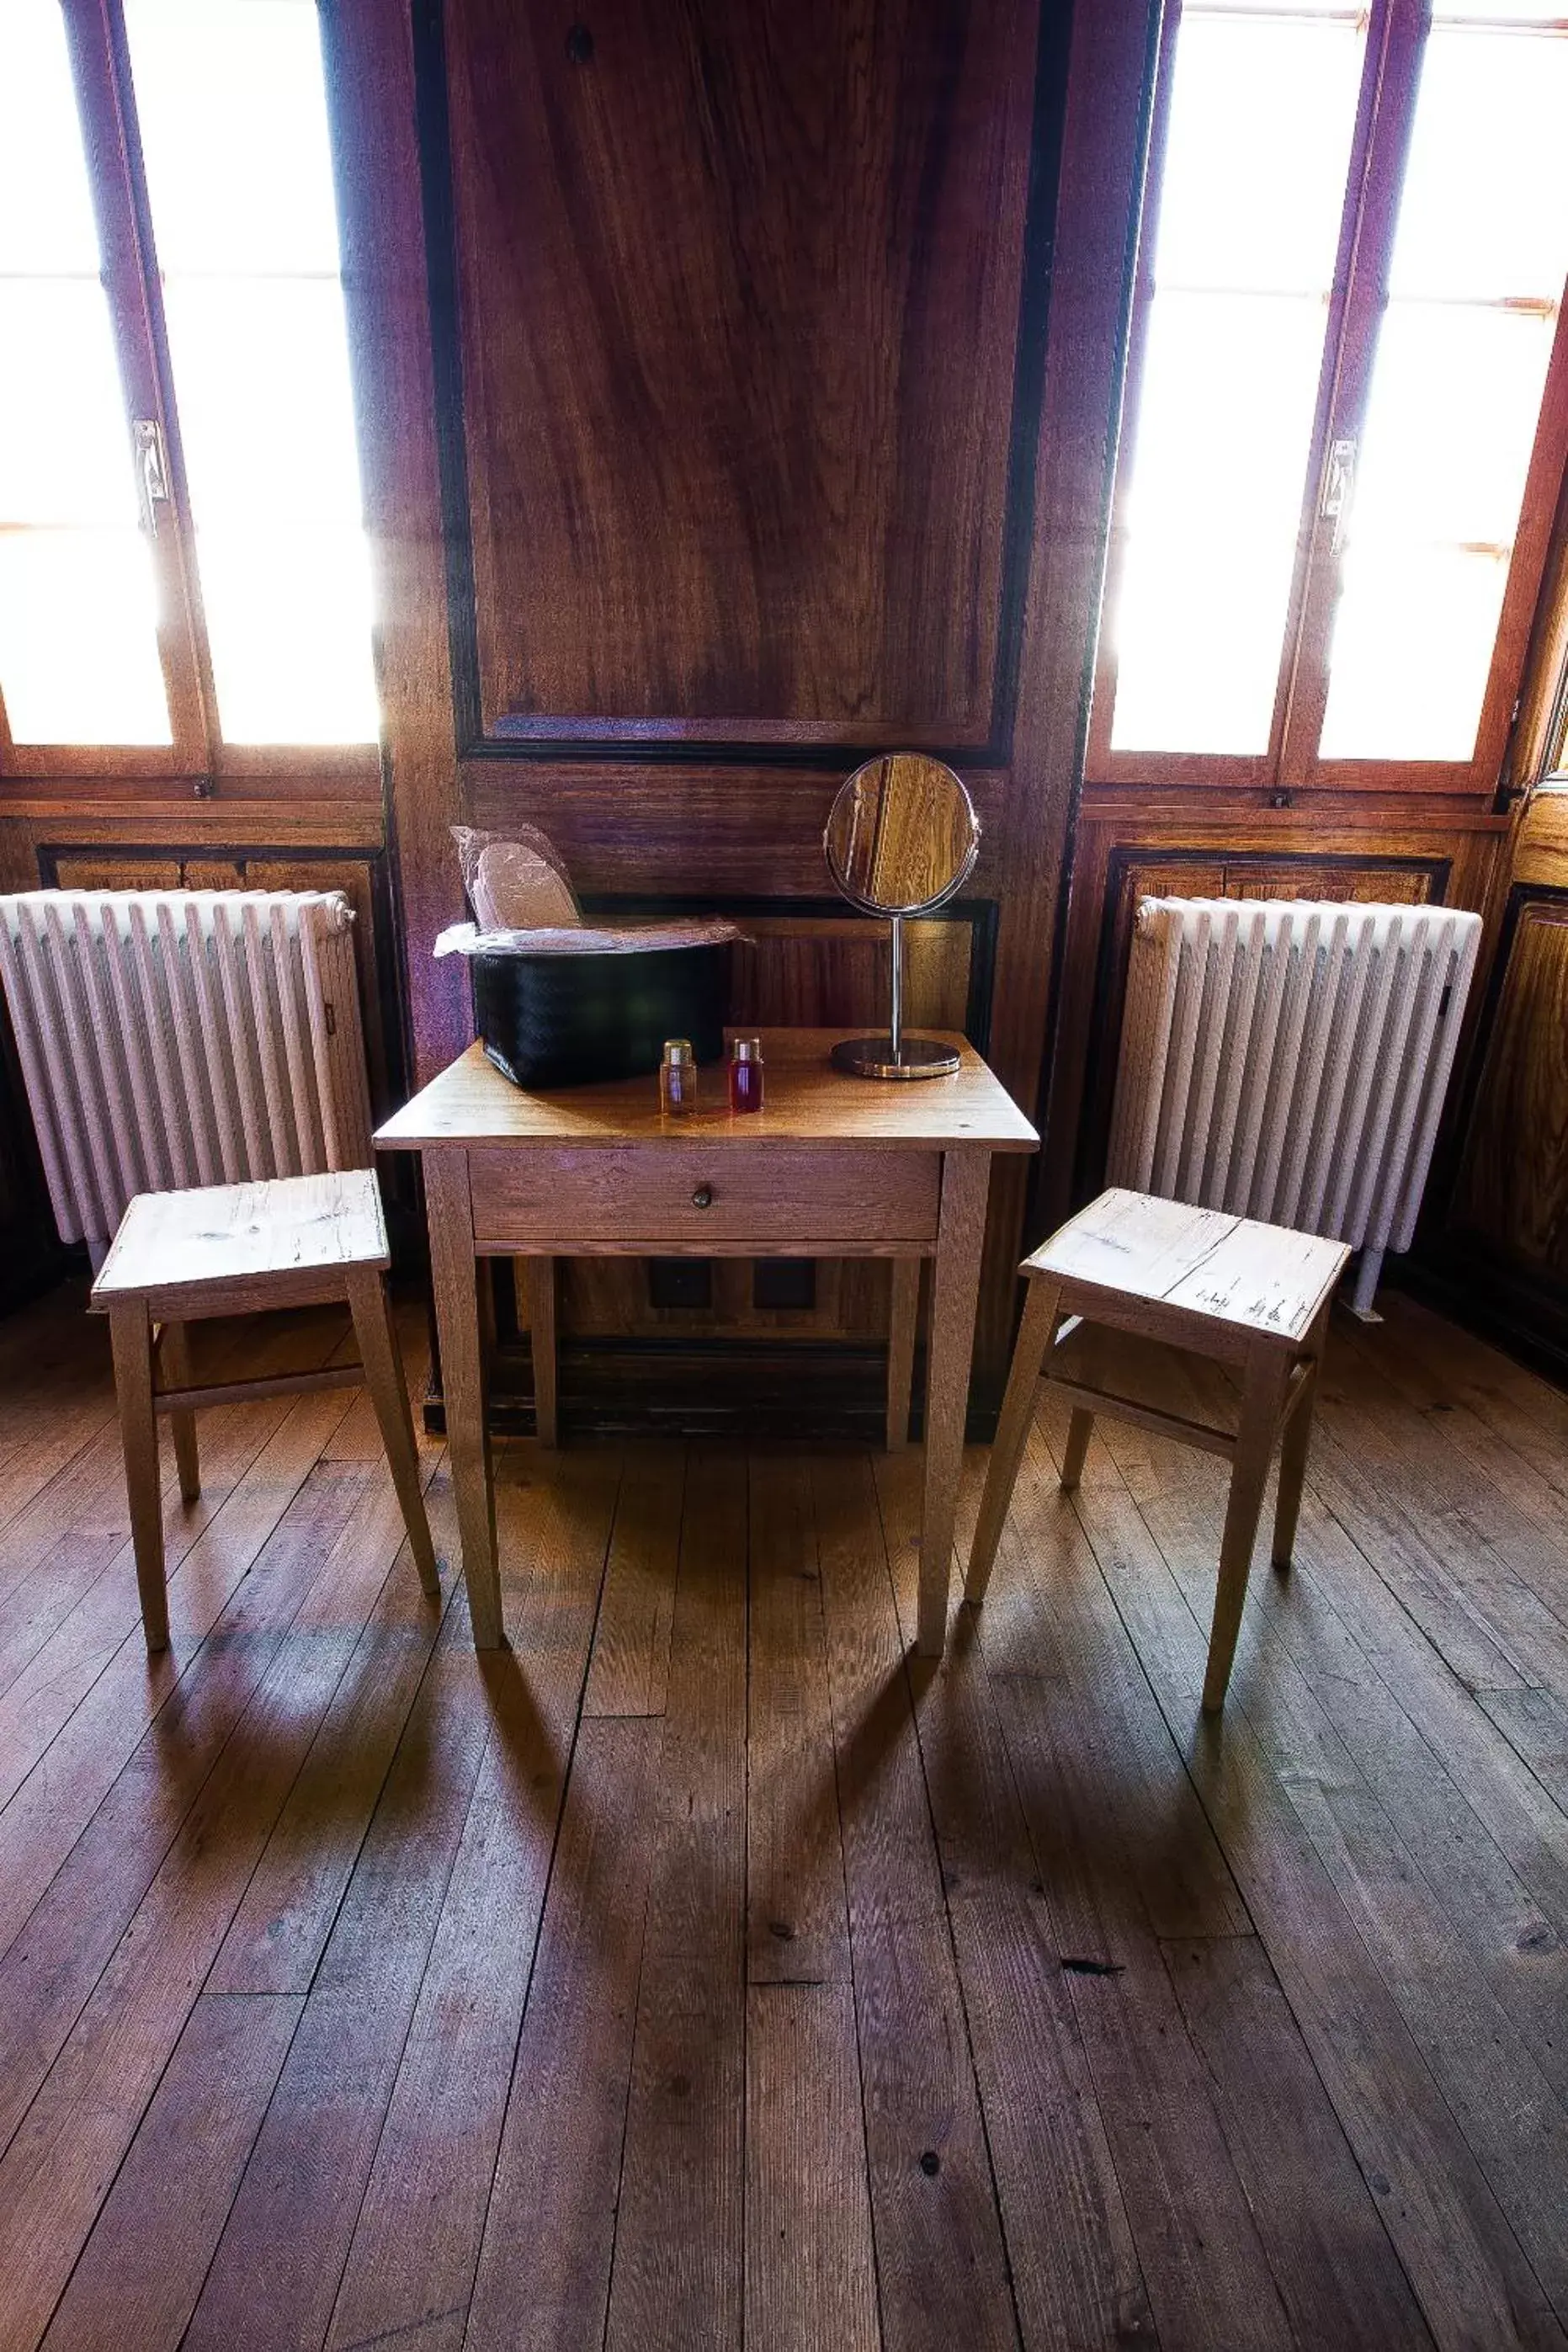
[347, 1266, 441, 1600]
[885, 1257, 920, 1453]
[109, 1297, 169, 1653]
[160, 1321, 201, 1504]
[1273, 1313, 1328, 1571]
[1203, 1340, 1288, 1715]
[965, 1276, 1062, 1607]
[1059, 1324, 1100, 1493]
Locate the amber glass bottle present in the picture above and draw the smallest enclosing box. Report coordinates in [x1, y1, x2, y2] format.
[660, 1037, 698, 1115]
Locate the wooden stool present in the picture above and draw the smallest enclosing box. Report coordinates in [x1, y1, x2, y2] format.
[965, 1188, 1348, 1712]
[91, 1170, 439, 1653]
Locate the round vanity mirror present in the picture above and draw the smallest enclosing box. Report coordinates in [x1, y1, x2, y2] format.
[823, 753, 981, 1078]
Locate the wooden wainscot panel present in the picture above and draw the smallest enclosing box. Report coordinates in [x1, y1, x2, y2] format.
[1451, 884, 1568, 1282]
[438, 0, 1038, 748]
[1043, 790, 1508, 1222]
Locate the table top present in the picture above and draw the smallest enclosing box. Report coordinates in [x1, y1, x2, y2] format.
[1028, 1187, 1349, 1345]
[375, 1031, 1039, 1155]
[91, 1169, 389, 1304]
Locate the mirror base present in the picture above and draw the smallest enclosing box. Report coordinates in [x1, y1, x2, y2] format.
[830, 1035, 961, 1081]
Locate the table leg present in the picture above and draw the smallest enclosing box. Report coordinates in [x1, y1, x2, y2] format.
[885, 1257, 920, 1452]
[526, 1255, 558, 1448]
[425, 1148, 503, 1649]
[917, 1149, 992, 1657]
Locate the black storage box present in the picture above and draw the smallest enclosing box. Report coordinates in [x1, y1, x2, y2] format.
[470, 941, 727, 1090]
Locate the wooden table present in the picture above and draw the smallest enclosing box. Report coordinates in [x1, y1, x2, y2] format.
[375, 1029, 1037, 1654]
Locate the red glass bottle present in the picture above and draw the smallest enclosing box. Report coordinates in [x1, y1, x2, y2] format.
[728, 1035, 764, 1113]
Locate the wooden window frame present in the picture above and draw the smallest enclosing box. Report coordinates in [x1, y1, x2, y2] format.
[1086, 0, 1568, 802]
[0, 0, 380, 794]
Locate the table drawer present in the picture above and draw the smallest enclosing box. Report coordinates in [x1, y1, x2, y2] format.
[468, 1145, 942, 1250]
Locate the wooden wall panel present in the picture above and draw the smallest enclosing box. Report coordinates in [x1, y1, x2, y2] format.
[439, 0, 1038, 747]
[1453, 893, 1568, 1274]
[1419, 789, 1568, 1370]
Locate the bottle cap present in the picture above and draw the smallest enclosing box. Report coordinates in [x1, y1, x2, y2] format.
[732, 1035, 762, 1061]
[663, 1038, 694, 1066]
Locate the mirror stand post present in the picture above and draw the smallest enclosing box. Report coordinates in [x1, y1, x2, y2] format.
[829, 912, 962, 1080]
[889, 913, 903, 1063]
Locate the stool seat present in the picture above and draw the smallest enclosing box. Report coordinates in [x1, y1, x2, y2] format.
[966, 1187, 1349, 1712]
[1027, 1189, 1348, 1351]
[93, 1170, 390, 1317]
[92, 1170, 439, 1653]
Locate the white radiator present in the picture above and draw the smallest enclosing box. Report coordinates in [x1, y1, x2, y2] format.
[0, 889, 374, 1262]
[1107, 897, 1482, 1311]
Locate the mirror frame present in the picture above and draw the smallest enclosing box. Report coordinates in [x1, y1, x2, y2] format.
[822, 753, 981, 918]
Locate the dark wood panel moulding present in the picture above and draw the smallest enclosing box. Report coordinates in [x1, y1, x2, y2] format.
[410, 0, 1071, 768]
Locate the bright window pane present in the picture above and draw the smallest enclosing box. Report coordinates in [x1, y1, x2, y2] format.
[114, 0, 343, 276]
[196, 527, 377, 743]
[1388, 29, 1568, 301]
[161, 282, 367, 525]
[0, 531, 171, 744]
[1153, 17, 1364, 294]
[0, 285, 142, 525]
[0, 0, 101, 274]
[0, 0, 171, 748]
[1351, 306, 1556, 551]
[1114, 294, 1330, 753]
[123, 0, 379, 744]
[1109, 6, 1365, 753]
[1321, 21, 1568, 761]
[1321, 547, 1506, 762]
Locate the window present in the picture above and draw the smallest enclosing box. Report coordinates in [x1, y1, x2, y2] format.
[1093, 0, 1568, 795]
[0, 0, 378, 779]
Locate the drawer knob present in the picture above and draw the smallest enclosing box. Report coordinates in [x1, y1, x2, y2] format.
[691, 1184, 714, 1209]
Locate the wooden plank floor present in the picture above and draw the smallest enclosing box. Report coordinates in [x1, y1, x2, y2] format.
[0, 1281, 1566, 2349]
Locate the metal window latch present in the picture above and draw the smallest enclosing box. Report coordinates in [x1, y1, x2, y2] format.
[1321, 436, 1357, 555]
[132, 418, 171, 533]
